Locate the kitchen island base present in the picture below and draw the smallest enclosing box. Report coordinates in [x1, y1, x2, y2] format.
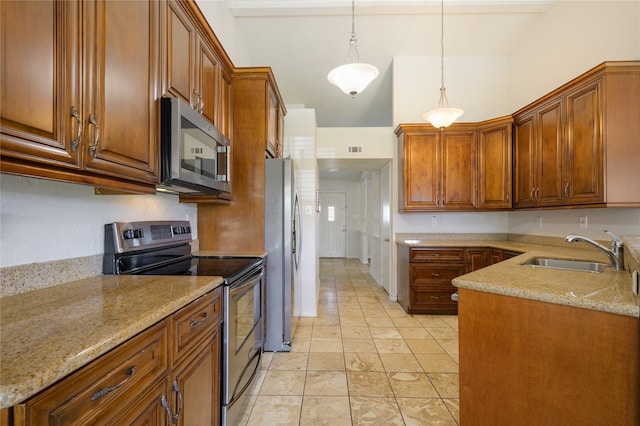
[459, 288, 639, 425]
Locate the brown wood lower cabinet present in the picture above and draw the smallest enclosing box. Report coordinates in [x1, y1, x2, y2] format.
[397, 245, 523, 314]
[12, 288, 222, 426]
[459, 288, 640, 425]
[398, 247, 465, 314]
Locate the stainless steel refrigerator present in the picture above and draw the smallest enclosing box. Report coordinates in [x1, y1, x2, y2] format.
[264, 158, 300, 352]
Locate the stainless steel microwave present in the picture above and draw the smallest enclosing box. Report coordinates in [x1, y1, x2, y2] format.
[159, 97, 230, 195]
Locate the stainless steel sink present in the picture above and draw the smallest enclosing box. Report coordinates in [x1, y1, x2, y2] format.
[520, 257, 607, 273]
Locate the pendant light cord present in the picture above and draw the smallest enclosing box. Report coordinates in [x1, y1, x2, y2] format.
[348, 0, 360, 63]
[438, 0, 448, 108]
[351, 0, 356, 38]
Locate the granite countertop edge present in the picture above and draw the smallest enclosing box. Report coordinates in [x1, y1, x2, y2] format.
[0, 274, 224, 409]
[396, 235, 639, 318]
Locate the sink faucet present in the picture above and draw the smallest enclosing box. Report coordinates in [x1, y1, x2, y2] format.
[565, 230, 624, 270]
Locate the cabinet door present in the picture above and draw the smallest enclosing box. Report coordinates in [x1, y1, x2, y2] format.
[488, 248, 504, 265]
[535, 100, 564, 206]
[0, 0, 82, 169]
[466, 248, 487, 273]
[440, 131, 477, 210]
[218, 68, 233, 139]
[165, 0, 195, 106]
[401, 133, 440, 210]
[478, 121, 512, 209]
[514, 115, 537, 208]
[266, 85, 279, 157]
[83, 0, 159, 184]
[197, 37, 220, 126]
[109, 379, 168, 426]
[170, 328, 221, 426]
[564, 80, 604, 205]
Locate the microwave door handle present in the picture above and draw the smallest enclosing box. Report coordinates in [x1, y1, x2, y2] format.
[216, 146, 230, 182]
[226, 146, 230, 182]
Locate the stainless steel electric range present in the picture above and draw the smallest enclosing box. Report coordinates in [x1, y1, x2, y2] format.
[104, 220, 263, 426]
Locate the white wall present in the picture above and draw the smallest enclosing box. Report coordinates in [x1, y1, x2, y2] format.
[509, 209, 640, 240]
[317, 127, 395, 159]
[195, 0, 252, 67]
[393, 56, 510, 125]
[0, 175, 197, 267]
[508, 1, 640, 111]
[283, 108, 319, 317]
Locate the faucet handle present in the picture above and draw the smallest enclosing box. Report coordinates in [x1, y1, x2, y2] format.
[604, 230, 623, 246]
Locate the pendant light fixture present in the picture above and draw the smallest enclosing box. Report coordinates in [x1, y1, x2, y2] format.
[423, 0, 463, 129]
[327, 0, 378, 97]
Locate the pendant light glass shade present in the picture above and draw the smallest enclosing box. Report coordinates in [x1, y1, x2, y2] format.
[423, 89, 464, 129]
[423, 0, 463, 129]
[327, 0, 378, 97]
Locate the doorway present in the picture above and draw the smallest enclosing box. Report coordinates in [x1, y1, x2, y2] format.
[318, 192, 346, 257]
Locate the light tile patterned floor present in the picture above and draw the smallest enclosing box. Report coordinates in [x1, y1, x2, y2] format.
[239, 258, 460, 425]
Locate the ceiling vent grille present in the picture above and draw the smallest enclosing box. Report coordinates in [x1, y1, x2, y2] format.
[348, 146, 362, 154]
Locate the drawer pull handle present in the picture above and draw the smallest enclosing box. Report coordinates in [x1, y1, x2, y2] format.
[70, 106, 82, 151]
[88, 113, 100, 158]
[161, 381, 184, 424]
[190, 312, 208, 327]
[91, 365, 137, 400]
[431, 273, 441, 277]
[161, 395, 172, 421]
[430, 295, 443, 300]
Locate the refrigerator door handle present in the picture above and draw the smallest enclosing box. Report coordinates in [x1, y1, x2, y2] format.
[293, 192, 302, 269]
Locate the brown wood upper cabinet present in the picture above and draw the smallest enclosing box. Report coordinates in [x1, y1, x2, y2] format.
[0, 0, 161, 193]
[196, 68, 286, 248]
[163, 0, 232, 139]
[514, 61, 640, 208]
[396, 117, 512, 212]
[477, 117, 513, 209]
[267, 84, 285, 158]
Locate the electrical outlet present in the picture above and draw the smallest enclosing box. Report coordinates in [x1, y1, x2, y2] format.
[536, 216, 543, 228]
[579, 216, 588, 228]
[432, 216, 439, 227]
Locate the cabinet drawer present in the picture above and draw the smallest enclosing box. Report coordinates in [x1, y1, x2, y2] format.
[22, 320, 169, 425]
[410, 264, 466, 286]
[410, 288, 458, 314]
[410, 248, 465, 262]
[172, 288, 222, 362]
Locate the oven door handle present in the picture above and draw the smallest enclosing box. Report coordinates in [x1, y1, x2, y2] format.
[229, 269, 264, 296]
[228, 345, 262, 405]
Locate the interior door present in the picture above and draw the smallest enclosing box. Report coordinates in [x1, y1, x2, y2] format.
[381, 162, 391, 294]
[319, 192, 346, 257]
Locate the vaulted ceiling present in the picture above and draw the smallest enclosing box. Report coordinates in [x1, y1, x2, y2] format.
[206, 0, 555, 128]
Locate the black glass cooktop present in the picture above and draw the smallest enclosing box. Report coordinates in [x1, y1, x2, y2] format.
[189, 256, 262, 281]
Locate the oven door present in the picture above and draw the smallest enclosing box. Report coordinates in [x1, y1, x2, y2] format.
[223, 266, 264, 425]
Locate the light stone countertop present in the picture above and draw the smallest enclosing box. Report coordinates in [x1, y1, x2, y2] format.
[397, 235, 639, 318]
[0, 274, 223, 409]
